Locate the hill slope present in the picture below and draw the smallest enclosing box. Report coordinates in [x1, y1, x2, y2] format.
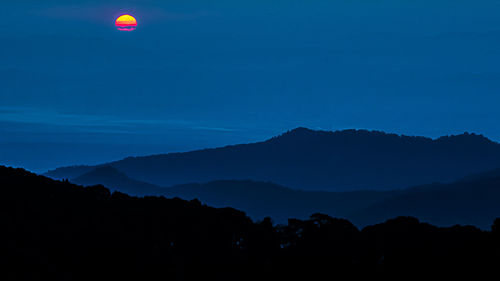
[352, 171, 500, 229]
[72, 166, 163, 196]
[0, 165, 259, 281]
[5, 165, 500, 279]
[66, 165, 500, 228]
[67, 167, 397, 223]
[163, 180, 398, 223]
[47, 127, 500, 191]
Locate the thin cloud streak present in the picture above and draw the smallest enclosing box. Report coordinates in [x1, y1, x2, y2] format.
[0, 106, 238, 135]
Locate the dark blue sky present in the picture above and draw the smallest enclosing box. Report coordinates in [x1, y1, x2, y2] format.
[1, 0, 500, 172]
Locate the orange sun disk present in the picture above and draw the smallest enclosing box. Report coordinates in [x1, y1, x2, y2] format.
[116, 15, 137, 31]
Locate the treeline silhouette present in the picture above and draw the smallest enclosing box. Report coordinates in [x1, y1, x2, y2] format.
[2, 166, 500, 280]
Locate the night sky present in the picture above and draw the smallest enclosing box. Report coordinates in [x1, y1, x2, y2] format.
[1, 0, 500, 172]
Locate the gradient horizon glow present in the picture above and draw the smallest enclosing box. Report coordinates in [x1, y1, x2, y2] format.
[115, 14, 137, 31]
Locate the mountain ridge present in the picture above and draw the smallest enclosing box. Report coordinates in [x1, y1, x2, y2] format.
[162, 180, 399, 223]
[72, 166, 163, 196]
[352, 170, 500, 229]
[46, 127, 500, 192]
[62, 164, 500, 228]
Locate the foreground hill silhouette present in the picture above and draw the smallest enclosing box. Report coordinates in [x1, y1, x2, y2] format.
[3, 165, 500, 280]
[46, 127, 500, 191]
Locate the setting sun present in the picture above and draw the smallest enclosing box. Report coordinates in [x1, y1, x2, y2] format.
[115, 14, 137, 31]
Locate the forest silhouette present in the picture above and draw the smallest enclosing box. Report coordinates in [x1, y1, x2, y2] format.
[2, 165, 500, 280]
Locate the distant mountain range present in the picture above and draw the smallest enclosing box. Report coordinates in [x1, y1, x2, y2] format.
[46, 127, 500, 192]
[63, 164, 500, 228]
[70, 166, 398, 223]
[150, 179, 398, 224]
[72, 166, 163, 196]
[351, 170, 500, 229]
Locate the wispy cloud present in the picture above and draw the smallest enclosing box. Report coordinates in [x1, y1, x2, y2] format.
[191, 126, 239, 132]
[0, 106, 237, 134]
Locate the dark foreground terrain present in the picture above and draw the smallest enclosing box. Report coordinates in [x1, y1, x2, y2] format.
[2, 165, 500, 280]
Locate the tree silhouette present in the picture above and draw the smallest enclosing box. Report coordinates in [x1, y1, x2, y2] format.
[1, 165, 500, 280]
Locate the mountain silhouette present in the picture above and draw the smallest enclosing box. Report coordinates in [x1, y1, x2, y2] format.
[46, 127, 500, 191]
[72, 166, 163, 196]
[3, 164, 500, 280]
[162, 180, 398, 223]
[69, 167, 397, 223]
[352, 169, 500, 229]
[65, 164, 500, 228]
